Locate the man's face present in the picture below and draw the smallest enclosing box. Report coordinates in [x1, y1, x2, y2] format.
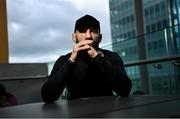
[74, 28, 101, 47]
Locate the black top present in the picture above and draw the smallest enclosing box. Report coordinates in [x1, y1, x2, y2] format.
[41, 49, 132, 102]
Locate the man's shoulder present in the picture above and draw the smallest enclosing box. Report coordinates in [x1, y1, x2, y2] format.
[61, 52, 71, 58]
[100, 48, 117, 55]
[56, 52, 71, 62]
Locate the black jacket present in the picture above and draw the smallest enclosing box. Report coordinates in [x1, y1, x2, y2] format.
[41, 49, 132, 103]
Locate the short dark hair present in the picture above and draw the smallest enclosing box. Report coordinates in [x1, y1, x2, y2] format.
[74, 15, 100, 33]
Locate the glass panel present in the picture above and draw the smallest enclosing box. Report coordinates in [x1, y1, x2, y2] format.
[102, 24, 180, 96]
[148, 61, 180, 95]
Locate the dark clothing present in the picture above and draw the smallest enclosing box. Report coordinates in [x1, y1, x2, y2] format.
[41, 48, 132, 103]
[0, 93, 18, 107]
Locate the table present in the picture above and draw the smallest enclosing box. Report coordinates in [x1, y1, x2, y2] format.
[0, 95, 180, 118]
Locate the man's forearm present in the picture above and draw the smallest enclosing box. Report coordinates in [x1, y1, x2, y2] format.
[41, 60, 73, 103]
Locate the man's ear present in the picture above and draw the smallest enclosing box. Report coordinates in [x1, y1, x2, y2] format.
[72, 33, 77, 43]
[98, 34, 102, 43]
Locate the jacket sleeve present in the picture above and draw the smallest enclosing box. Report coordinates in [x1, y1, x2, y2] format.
[41, 56, 73, 103]
[93, 52, 132, 97]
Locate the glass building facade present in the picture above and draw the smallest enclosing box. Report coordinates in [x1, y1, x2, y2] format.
[109, 0, 180, 95]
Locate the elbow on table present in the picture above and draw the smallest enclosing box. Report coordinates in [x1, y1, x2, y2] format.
[41, 85, 60, 103]
[114, 79, 132, 97]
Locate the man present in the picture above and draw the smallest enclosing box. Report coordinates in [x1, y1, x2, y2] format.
[41, 15, 132, 103]
[0, 83, 18, 107]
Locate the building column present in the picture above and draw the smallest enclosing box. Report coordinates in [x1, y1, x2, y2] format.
[0, 0, 9, 63]
[134, 0, 150, 94]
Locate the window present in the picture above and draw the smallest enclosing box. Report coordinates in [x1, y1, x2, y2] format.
[124, 33, 127, 38]
[162, 19, 168, 27]
[155, 3, 160, 12]
[114, 10, 118, 15]
[146, 25, 151, 33]
[157, 21, 162, 29]
[151, 23, 156, 31]
[131, 14, 134, 22]
[148, 42, 152, 50]
[161, 1, 166, 10]
[122, 18, 126, 24]
[150, 6, 154, 15]
[132, 30, 136, 37]
[125, 1, 128, 8]
[145, 8, 149, 17]
[119, 19, 122, 25]
[153, 41, 158, 49]
[127, 16, 130, 24]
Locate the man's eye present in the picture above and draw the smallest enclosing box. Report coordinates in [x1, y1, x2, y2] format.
[91, 29, 98, 33]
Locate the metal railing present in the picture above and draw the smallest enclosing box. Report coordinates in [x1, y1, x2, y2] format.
[124, 55, 180, 67]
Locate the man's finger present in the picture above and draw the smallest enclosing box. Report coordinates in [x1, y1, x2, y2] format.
[78, 45, 90, 51]
[77, 40, 93, 47]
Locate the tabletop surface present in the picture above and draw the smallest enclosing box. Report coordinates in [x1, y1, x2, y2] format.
[0, 95, 180, 118]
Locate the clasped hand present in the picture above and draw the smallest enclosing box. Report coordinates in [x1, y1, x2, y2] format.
[69, 40, 98, 63]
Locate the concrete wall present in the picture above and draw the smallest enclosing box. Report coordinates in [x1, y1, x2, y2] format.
[0, 63, 48, 105]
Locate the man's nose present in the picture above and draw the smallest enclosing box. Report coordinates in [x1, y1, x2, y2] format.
[85, 30, 92, 39]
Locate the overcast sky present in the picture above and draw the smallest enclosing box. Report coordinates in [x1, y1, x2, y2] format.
[7, 0, 112, 63]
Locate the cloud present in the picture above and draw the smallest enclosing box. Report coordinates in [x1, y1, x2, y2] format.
[7, 0, 111, 63]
